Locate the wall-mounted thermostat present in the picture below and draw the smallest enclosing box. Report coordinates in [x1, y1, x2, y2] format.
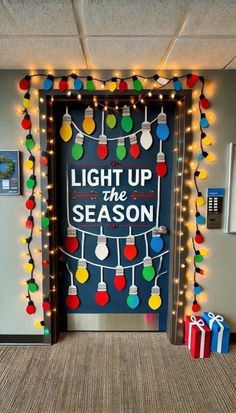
[207, 188, 225, 229]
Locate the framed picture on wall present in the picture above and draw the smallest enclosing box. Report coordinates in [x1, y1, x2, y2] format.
[0, 150, 21, 195]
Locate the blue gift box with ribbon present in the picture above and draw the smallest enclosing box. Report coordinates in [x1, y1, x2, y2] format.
[202, 312, 230, 354]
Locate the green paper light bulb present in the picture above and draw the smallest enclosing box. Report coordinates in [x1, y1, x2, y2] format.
[194, 251, 203, 263]
[26, 175, 36, 189]
[142, 257, 156, 281]
[25, 134, 35, 150]
[41, 216, 50, 228]
[72, 133, 84, 160]
[121, 105, 133, 133]
[106, 113, 116, 129]
[116, 138, 127, 160]
[44, 326, 50, 336]
[132, 76, 143, 91]
[86, 76, 95, 91]
[27, 278, 39, 293]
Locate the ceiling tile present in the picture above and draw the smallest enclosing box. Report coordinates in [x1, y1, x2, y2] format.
[161, 39, 236, 69]
[180, 0, 236, 36]
[0, 0, 77, 35]
[78, 0, 187, 36]
[0, 38, 86, 69]
[86, 37, 171, 69]
[225, 57, 236, 69]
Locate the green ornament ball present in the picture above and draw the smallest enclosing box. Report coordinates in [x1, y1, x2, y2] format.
[116, 144, 127, 161]
[194, 254, 203, 263]
[26, 177, 36, 189]
[142, 265, 156, 282]
[41, 216, 50, 228]
[72, 143, 84, 161]
[106, 114, 117, 129]
[121, 116, 133, 133]
[28, 281, 39, 293]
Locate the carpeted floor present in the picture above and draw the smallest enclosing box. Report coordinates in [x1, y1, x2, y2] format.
[0, 333, 235, 413]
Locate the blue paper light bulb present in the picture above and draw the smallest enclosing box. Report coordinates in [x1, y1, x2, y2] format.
[193, 283, 203, 295]
[150, 229, 164, 253]
[126, 285, 140, 309]
[200, 114, 209, 128]
[156, 108, 169, 141]
[197, 152, 204, 161]
[173, 77, 182, 91]
[196, 212, 206, 225]
[43, 75, 54, 91]
[74, 77, 83, 91]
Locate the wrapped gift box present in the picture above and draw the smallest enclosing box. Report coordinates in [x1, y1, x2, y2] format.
[202, 312, 230, 354]
[184, 315, 211, 359]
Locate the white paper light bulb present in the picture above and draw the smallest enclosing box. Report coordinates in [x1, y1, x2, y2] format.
[95, 235, 109, 260]
[140, 120, 153, 150]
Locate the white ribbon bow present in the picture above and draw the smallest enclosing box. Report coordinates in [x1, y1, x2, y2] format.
[208, 312, 224, 353]
[188, 316, 206, 358]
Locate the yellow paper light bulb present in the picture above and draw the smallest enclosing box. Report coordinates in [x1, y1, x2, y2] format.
[197, 194, 205, 207]
[25, 262, 33, 272]
[202, 135, 212, 146]
[199, 171, 207, 180]
[24, 158, 34, 170]
[82, 106, 95, 135]
[34, 320, 42, 329]
[75, 259, 89, 284]
[60, 112, 72, 142]
[148, 286, 162, 310]
[206, 153, 215, 162]
[200, 248, 208, 256]
[108, 78, 117, 92]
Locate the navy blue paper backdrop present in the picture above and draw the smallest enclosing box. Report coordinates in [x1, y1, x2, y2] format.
[55, 99, 175, 331]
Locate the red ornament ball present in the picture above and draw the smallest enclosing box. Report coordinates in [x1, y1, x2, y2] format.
[130, 143, 141, 159]
[119, 79, 128, 92]
[65, 236, 79, 253]
[95, 290, 110, 306]
[124, 244, 138, 260]
[192, 300, 201, 313]
[66, 294, 80, 310]
[186, 74, 199, 88]
[113, 275, 127, 291]
[26, 301, 36, 315]
[156, 162, 167, 177]
[97, 144, 109, 160]
[195, 231, 204, 244]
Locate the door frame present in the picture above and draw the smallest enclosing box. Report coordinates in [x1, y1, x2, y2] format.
[39, 89, 192, 344]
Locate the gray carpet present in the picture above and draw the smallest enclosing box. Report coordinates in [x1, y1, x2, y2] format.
[0, 333, 235, 413]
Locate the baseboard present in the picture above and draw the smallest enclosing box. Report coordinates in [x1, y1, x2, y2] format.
[0, 335, 46, 345]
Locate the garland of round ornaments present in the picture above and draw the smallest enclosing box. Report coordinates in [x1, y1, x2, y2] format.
[18, 71, 214, 334]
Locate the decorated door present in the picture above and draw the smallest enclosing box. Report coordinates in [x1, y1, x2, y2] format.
[56, 97, 175, 332]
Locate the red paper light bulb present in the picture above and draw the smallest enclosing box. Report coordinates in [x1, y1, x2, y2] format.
[19, 75, 31, 90]
[21, 114, 31, 130]
[200, 94, 210, 110]
[25, 195, 35, 210]
[25, 215, 34, 229]
[124, 235, 138, 260]
[196, 267, 205, 275]
[97, 134, 108, 160]
[156, 151, 167, 177]
[195, 230, 204, 244]
[42, 298, 51, 311]
[119, 79, 128, 92]
[186, 73, 199, 88]
[113, 266, 126, 291]
[65, 285, 80, 310]
[65, 226, 79, 253]
[42, 260, 49, 267]
[129, 134, 140, 159]
[95, 281, 110, 306]
[59, 76, 68, 92]
[192, 299, 201, 313]
[26, 300, 36, 315]
[40, 151, 48, 166]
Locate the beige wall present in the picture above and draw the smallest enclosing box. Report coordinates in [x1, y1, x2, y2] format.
[0, 70, 235, 336]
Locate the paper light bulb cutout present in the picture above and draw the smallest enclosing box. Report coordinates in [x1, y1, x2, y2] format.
[83, 106, 96, 134]
[65, 226, 79, 253]
[44, 325, 50, 336]
[108, 77, 117, 92]
[26, 300, 36, 315]
[21, 114, 31, 130]
[95, 281, 109, 306]
[86, 76, 95, 91]
[106, 113, 116, 129]
[95, 234, 109, 260]
[123, 235, 138, 260]
[23, 92, 30, 109]
[113, 266, 126, 291]
[201, 132, 212, 146]
[21, 236, 32, 245]
[97, 134, 108, 160]
[200, 94, 210, 109]
[173, 77, 182, 91]
[194, 250, 204, 263]
[132, 76, 143, 91]
[41, 215, 50, 228]
[193, 282, 203, 295]
[19, 75, 31, 90]
[25, 215, 34, 229]
[119, 79, 128, 92]
[156, 108, 169, 141]
[156, 151, 167, 177]
[40, 151, 48, 166]
[127, 285, 140, 309]
[150, 228, 164, 253]
[75, 258, 89, 284]
[43, 74, 54, 90]
[25, 134, 35, 150]
[71, 74, 83, 91]
[60, 112, 72, 142]
[25, 195, 35, 210]
[42, 298, 51, 311]
[194, 170, 207, 180]
[140, 120, 152, 150]
[27, 278, 39, 293]
[196, 192, 205, 207]
[129, 134, 140, 159]
[121, 105, 133, 133]
[66, 285, 80, 310]
[142, 256, 155, 281]
[186, 73, 199, 88]
[195, 230, 204, 244]
[25, 259, 34, 272]
[116, 137, 127, 160]
[196, 267, 205, 275]
[192, 299, 201, 312]
[202, 151, 215, 162]
[24, 155, 35, 170]
[59, 76, 68, 92]
[26, 174, 36, 189]
[200, 248, 208, 256]
[195, 212, 206, 225]
[148, 285, 162, 310]
[200, 113, 209, 128]
[153, 74, 169, 86]
[72, 133, 84, 160]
